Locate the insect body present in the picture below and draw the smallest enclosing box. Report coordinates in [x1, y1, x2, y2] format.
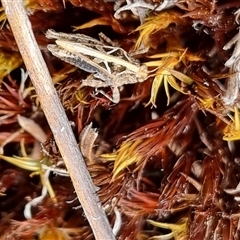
[46, 29, 148, 103]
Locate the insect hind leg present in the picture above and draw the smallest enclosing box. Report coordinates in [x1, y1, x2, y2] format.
[96, 87, 120, 103]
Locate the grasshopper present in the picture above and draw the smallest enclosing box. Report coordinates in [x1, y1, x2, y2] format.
[46, 29, 148, 103]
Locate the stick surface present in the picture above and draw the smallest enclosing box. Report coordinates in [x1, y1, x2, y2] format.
[1, 1, 115, 239]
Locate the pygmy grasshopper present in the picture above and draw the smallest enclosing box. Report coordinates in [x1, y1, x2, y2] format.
[46, 29, 148, 103]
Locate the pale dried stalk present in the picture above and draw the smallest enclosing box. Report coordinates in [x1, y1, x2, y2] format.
[1, 1, 115, 239]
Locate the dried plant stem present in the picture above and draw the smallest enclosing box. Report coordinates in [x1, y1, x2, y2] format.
[1, 1, 115, 239]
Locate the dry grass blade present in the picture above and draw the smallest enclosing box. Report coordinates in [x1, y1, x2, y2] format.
[73, 15, 127, 34]
[223, 106, 240, 141]
[145, 50, 202, 106]
[134, 10, 188, 50]
[0, 50, 23, 82]
[147, 218, 188, 240]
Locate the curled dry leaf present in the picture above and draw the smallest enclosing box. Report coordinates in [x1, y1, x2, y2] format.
[79, 123, 98, 164]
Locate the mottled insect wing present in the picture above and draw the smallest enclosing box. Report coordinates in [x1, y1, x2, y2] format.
[46, 29, 103, 46]
[47, 44, 111, 80]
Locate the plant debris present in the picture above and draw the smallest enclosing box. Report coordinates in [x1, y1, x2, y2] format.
[0, 0, 240, 239]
